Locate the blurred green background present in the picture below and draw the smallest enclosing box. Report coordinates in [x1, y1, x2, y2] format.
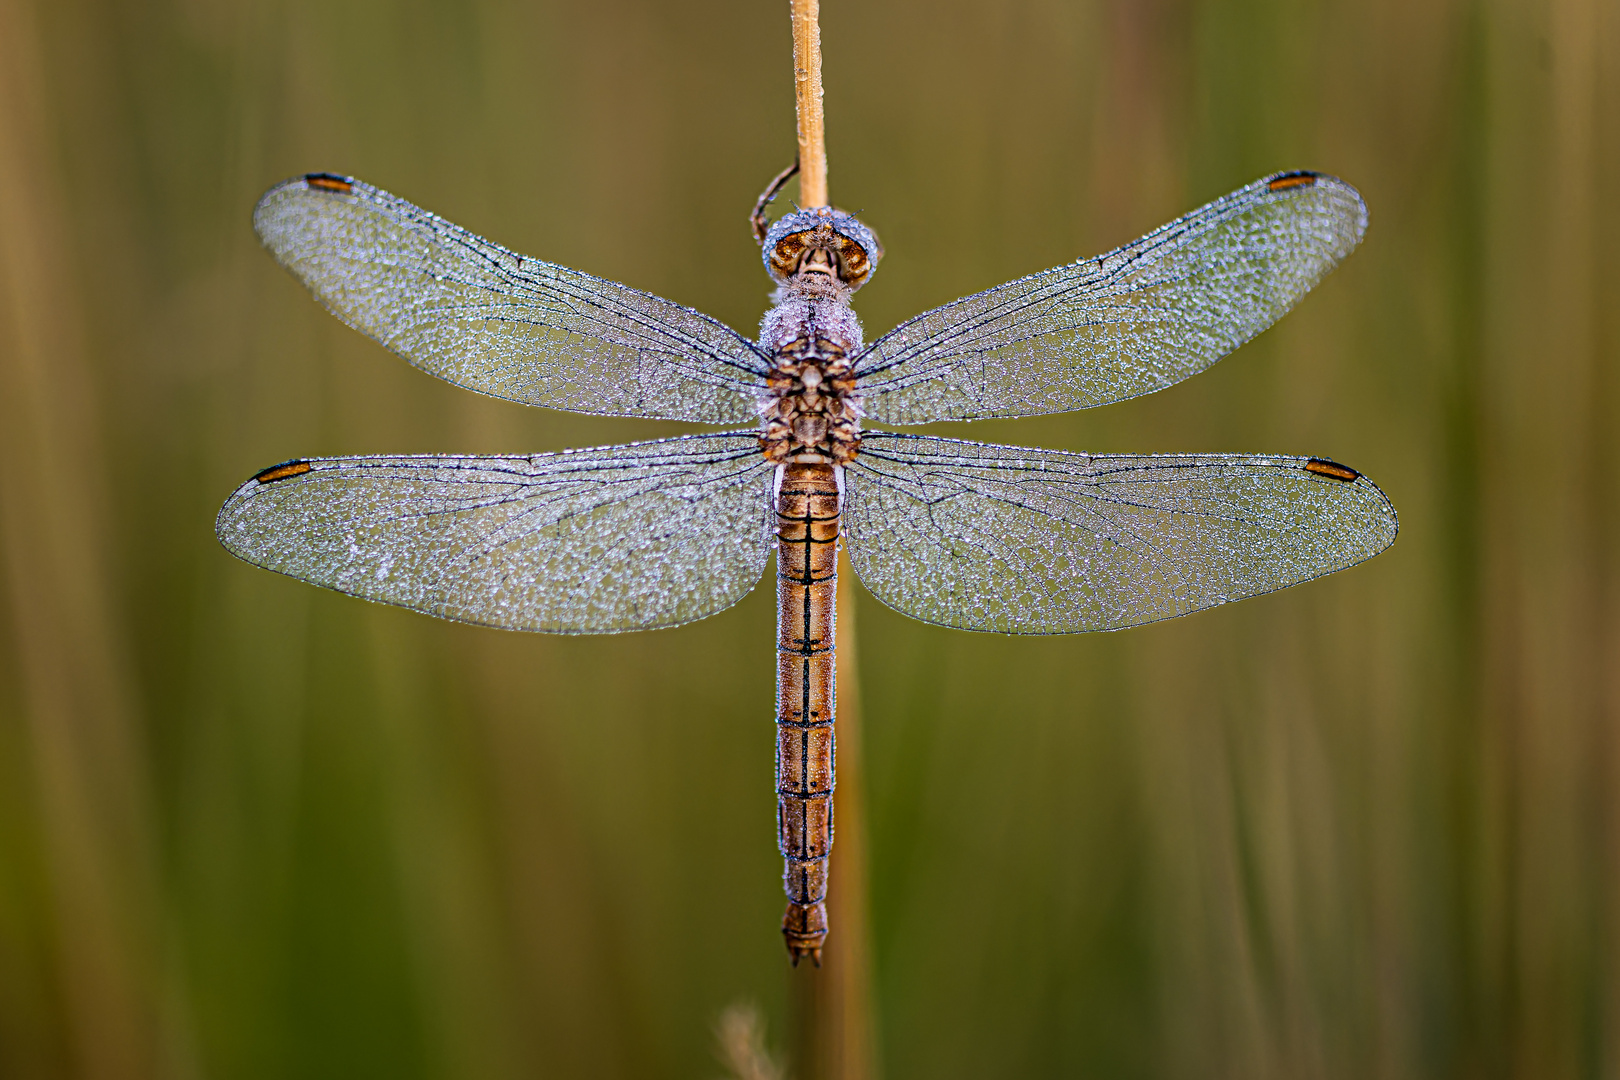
[2, 0, 1616, 1076]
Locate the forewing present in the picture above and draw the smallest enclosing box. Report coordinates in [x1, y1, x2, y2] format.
[844, 433, 1396, 633]
[254, 174, 768, 423]
[856, 172, 1367, 424]
[216, 433, 773, 633]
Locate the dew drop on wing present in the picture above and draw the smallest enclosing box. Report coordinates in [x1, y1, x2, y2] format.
[852, 172, 1369, 426]
[842, 433, 1398, 634]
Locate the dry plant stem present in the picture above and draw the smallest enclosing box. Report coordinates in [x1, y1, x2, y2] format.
[831, 549, 878, 1078]
[780, 3, 877, 1076]
[790, 0, 828, 207]
[787, 554, 876, 1080]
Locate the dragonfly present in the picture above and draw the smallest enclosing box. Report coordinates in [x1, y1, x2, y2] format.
[218, 166, 1397, 965]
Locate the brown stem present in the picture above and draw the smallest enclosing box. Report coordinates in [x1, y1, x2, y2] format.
[788, 547, 878, 1080]
[790, 0, 828, 207]
[780, 6, 877, 1077]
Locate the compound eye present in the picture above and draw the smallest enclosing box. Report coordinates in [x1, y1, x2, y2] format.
[770, 232, 808, 279]
[836, 238, 871, 284]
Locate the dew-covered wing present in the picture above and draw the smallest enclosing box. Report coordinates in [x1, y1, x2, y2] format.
[855, 172, 1366, 424]
[254, 174, 768, 423]
[216, 433, 773, 633]
[843, 432, 1397, 633]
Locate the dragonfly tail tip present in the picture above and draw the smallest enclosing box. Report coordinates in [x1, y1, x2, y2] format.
[782, 902, 829, 965]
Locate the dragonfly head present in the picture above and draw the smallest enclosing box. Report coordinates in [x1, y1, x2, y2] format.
[764, 207, 883, 291]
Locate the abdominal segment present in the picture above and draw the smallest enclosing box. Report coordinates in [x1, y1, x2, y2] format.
[775, 461, 840, 965]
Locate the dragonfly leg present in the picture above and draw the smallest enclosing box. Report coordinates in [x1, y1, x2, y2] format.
[751, 157, 801, 244]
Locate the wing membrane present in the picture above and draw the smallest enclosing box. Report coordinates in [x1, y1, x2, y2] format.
[844, 432, 1397, 633]
[216, 433, 773, 633]
[855, 172, 1367, 424]
[254, 175, 768, 422]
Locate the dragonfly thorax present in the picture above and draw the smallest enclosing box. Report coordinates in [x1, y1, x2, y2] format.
[758, 295, 865, 463]
[755, 207, 881, 463]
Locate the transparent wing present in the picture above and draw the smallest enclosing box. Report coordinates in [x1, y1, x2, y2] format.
[254, 174, 769, 423]
[216, 432, 773, 633]
[844, 432, 1397, 634]
[855, 172, 1367, 424]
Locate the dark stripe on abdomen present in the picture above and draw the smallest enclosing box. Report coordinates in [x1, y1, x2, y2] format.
[774, 460, 840, 966]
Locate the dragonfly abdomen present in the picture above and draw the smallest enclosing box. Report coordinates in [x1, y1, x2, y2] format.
[774, 460, 840, 965]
